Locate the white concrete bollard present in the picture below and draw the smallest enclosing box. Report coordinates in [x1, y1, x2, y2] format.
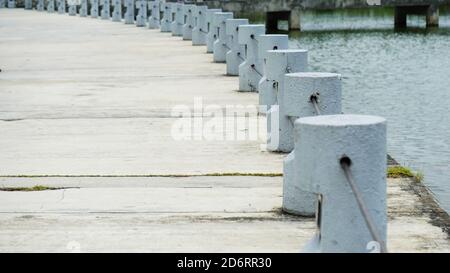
[148, 0, 161, 29]
[182, 4, 195, 40]
[257, 34, 289, 114]
[68, 2, 76, 15]
[111, 0, 122, 22]
[57, 0, 65, 14]
[238, 24, 265, 92]
[205, 9, 222, 53]
[90, 0, 99, 18]
[37, 0, 45, 11]
[265, 49, 308, 153]
[47, 0, 55, 12]
[282, 72, 342, 217]
[79, 0, 88, 17]
[192, 5, 207, 46]
[225, 19, 249, 76]
[24, 0, 32, 10]
[136, 0, 147, 27]
[7, 0, 15, 8]
[296, 114, 387, 253]
[124, 0, 134, 24]
[0, 0, 5, 8]
[100, 0, 110, 20]
[212, 12, 234, 63]
[171, 3, 183, 37]
[160, 2, 172, 32]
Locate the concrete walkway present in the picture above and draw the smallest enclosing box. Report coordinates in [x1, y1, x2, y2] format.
[0, 9, 449, 252]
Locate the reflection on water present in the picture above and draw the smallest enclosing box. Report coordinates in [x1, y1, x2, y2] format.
[283, 8, 450, 212]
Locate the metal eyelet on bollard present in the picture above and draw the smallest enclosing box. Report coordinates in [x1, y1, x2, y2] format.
[192, 5, 208, 46]
[182, 4, 196, 40]
[160, 2, 172, 32]
[225, 18, 249, 76]
[148, 0, 161, 29]
[257, 34, 289, 114]
[90, 0, 99, 18]
[296, 114, 387, 253]
[171, 3, 184, 37]
[100, 0, 110, 20]
[205, 9, 222, 53]
[237, 24, 266, 92]
[124, 0, 134, 24]
[265, 49, 308, 153]
[111, 0, 121, 22]
[212, 12, 234, 63]
[282, 72, 342, 217]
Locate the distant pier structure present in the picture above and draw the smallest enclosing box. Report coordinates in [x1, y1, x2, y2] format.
[193, 0, 448, 30]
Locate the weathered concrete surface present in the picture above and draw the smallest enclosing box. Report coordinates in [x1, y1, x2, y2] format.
[0, 9, 283, 176]
[0, 176, 449, 252]
[0, 9, 449, 253]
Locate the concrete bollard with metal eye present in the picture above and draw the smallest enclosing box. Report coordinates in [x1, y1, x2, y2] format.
[257, 34, 289, 114]
[205, 9, 222, 53]
[182, 4, 196, 41]
[237, 24, 266, 92]
[124, 0, 134, 24]
[7, 0, 15, 8]
[296, 114, 387, 253]
[111, 0, 122, 22]
[135, 0, 148, 27]
[148, 0, 162, 29]
[90, 0, 99, 18]
[212, 12, 234, 63]
[265, 49, 308, 153]
[282, 72, 342, 217]
[68, 1, 77, 16]
[47, 0, 55, 13]
[100, 0, 110, 20]
[24, 0, 32, 10]
[224, 19, 249, 76]
[192, 6, 208, 46]
[160, 2, 172, 32]
[36, 0, 45, 11]
[57, 0, 65, 14]
[171, 3, 184, 37]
